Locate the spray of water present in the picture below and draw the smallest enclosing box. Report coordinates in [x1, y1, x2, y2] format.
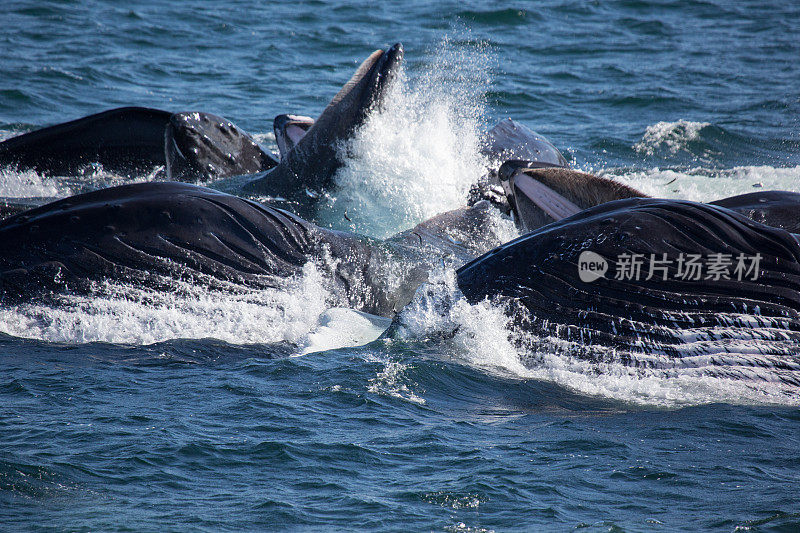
[0, 166, 68, 198]
[0, 262, 382, 349]
[325, 37, 494, 238]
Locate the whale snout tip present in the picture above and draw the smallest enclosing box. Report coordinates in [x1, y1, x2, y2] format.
[389, 42, 403, 56]
[367, 43, 404, 108]
[384, 42, 404, 70]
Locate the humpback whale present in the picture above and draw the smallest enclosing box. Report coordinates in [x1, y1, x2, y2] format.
[1, 180, 799, 385]
[497, 163, 800, 235]
[239, 44, 404, 204]
[456, 196, 800, 383]
[0, 44, 404, 192]
[0, 181, 509, 317]
[0, 107, 279, 181]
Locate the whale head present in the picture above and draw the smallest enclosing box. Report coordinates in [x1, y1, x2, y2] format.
[244, 43, 404, 203]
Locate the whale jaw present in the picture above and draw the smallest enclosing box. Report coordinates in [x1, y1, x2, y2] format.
[243, 44, 404, 204]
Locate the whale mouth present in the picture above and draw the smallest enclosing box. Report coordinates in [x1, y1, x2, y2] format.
[497, 160, 575, 231]
[243, 44, 405, 203]
[273, 114, 315, 159]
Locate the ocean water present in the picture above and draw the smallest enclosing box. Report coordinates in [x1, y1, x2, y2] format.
[2, 0, 800, 531]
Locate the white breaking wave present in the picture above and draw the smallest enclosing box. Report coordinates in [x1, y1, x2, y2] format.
[0, 166, 69, 198]
[326, 38, 493, 238]
[0, 162, 168, 202]
[0, 263, 379, 349]
[601, 165, 800, 202]
[366, 357, 427, 405]
[633, 119, 710, 156]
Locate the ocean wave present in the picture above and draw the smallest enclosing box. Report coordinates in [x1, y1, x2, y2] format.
[633, 120, 711, 156]
[457, 8, 536, 25]
[627, 119, 799, 168]
[601, 164, 800, 201]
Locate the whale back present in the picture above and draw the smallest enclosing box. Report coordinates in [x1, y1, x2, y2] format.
[710, 190, 800, 233]
[483, 119, 569, 167]
[457, 198, 800, 382]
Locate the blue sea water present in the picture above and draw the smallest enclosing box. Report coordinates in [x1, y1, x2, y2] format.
[1, 0, 800, 531]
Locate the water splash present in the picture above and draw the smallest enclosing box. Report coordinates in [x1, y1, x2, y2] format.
[0, 166, 68, 198]
[634, 120, 710, 156]
[0, 263, 335, 347]
[326, 38, 494, 238]
[392, 268, 528, 377]
[367, 358, 427, 405]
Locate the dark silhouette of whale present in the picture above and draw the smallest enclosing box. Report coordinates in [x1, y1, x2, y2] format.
[0, 181, 507, 317]
[0, 44, 404, 190]
[456, 196, 800, 384]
